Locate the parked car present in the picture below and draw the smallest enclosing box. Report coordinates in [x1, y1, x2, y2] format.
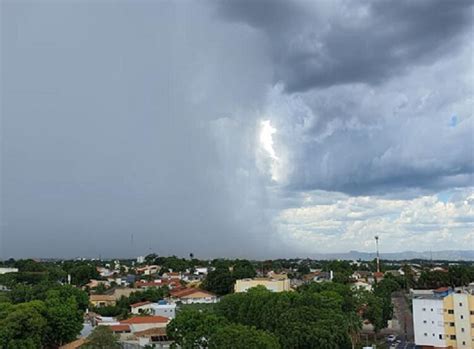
[386, 334, 397, 342]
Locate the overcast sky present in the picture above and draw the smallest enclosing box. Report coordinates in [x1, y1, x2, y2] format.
[1, 0, 473, 259]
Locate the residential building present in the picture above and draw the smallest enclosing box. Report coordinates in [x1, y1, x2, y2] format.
[352, 280, 372, 292]
[234, 278, 291, 293]
[0, 267, 19, 274]
[413, 288, 474, 349]
[170, 288, 218, 304]
[130, 301, 176, 319]
[121, 315, 170, 332]
[89, 294, 116, 307]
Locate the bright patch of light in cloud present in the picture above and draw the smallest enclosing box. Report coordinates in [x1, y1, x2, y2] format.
[259, 119, 281, 181]
[260, 120, 278, 160]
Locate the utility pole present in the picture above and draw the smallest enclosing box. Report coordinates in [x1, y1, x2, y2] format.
[375, 235, 380, 273]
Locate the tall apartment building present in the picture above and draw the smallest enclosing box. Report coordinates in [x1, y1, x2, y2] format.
[412, 288, 474, 349]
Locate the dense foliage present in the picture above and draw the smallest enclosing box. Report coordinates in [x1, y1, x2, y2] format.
[201, 260, 256, 295]
[169, 284, 359, 349]
[167, 308, 280, 349]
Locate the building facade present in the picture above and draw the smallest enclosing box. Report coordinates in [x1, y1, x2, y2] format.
[234, 278, 291, 293]
[413, 290, 474, 349]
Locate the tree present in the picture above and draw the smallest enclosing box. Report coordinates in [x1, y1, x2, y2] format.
[0, 301, 47, 349]
[44, 296, 83, 347]
[167, 309, 227, 348]
[346, 312, 362, 349]
[82, 326, 121, 349]
[232, 260, 257, 280]
[70, 264, 99, 286]
[209, 324, 280, 349]
[202, 266, 235, 296]
[93, 283, 108, 295]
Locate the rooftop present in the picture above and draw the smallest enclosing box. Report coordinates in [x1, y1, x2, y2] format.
[121, 316, 169, 324]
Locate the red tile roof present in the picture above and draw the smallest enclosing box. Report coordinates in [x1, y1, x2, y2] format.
[170, 288, 216, 298]
[121, 316, 169, 324]
[130, 301, 151, 308]
[109, 324, 131, 332]
[134, 327, 167, 337]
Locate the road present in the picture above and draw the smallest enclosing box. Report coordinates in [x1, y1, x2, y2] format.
[391, 339, 416, 349]
[392, 291, 414, 342]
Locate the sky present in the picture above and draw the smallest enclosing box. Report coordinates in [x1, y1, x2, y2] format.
[1, 0, 473, 259]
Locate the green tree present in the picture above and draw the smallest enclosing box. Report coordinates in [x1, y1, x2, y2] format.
[202, 266, 235, 296]
[209, 324, 280, 349]
[0, 301, 47, 349]
[70, 264, 99, 286]
[232, 260, 257, 280]
[167, 309, 227, 348]
[44, 296, 83, 347]
[82, 326, 121, 349]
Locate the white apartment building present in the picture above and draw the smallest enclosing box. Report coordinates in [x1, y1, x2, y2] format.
[412, 289, 474, 349]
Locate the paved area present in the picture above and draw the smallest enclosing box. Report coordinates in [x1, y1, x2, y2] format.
[392, 291, 414, 342]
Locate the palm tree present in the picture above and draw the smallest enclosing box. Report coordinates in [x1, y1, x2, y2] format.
[347, 313, 362, 349]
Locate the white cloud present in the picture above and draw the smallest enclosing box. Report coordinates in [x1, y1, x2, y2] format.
[276, 188, 474, 254]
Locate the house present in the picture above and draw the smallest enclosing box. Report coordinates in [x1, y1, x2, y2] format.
[133, 327, 171, 347]
[170, 288, 218, 304]
[266, 271, 288, 280]
[351, 280, 372, 292]
[85, 279, 110, 289]
[0, 267, 19, 274]
[352, 271, 372, 282]
[109, 324, 131, 335]
[130, 301, 153, 314]
[121, 315, 170, 332]
[135, 279, 181, 290]
[131, 301, 176, 319]
[136, 265, 161, 275]
[162, 272, 181, 280]
[234, 278, 291, 293]
[194, 267, 208, 275]
[89, 294, 116, 307]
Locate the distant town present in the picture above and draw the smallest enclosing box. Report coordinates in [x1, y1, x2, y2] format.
[0, 252, 473, 349]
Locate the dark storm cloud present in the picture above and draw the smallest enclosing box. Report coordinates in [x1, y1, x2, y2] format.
[1, 0, 473, 258]
[217, 0, 473, 91]
[1, 0, 275, 258]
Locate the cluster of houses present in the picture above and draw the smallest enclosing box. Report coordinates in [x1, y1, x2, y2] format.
[55, 259, 464, 348]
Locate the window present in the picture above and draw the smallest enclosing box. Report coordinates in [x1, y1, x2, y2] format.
[461, 328, 464, 333]
[459, 302, 462, 306]
[462, 341, 466, 346]
[422, 307, 426, 311]
[431, 308, 434, 312]
[439, 334, 443, 340]
[424, 333, 428, 337]
[448, 309, 454, 314]
[450, 322, 455, 327]
[423, 320, 427, 324]
[460, 315, 464, 319]
[470, 310, 474, 315]
[450, 335, 456, 340]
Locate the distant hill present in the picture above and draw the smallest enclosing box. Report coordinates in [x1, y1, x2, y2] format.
[309, 250, 474, 261]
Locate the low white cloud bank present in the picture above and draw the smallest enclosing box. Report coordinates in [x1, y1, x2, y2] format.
[276, 188, 474, 254]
